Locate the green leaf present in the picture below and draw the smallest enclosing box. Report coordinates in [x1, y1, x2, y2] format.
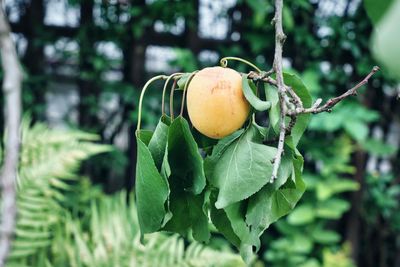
[361, 138, 398, 156]
[287, 204, 316, 225]
[209, 190, 241, 248]
[160, 145, 173, 226]
[224, 202, 255, 264]
[163, 181, 210, 242]
[308, 112, 343, 132]
[372, 0, 400, 79]
[265, 84, 280, 134]
[209, 124, 277, 209]
[272, 147, 295, 190]
[242, 75, 271, 111]
[148, 116, 171, 170]
[162, 117, 210, 242]
[204, 130, 244, 180]
[301, 69, 321, 95]
[364, 0, 394, 25]
[192, 127, 218, 151]
[315, 199, 350, 219]
[245, 149, 305, 251]
[167, 117, 206, 194]
[283, 5, 294, 31]
[177, 73, 192, 90]
[138, 130, 153, 145]
[135, 132, 169, 234]
[283, 72, 312, 146]
[316, 179, 359, 201]
[311, 228, 341, 244]
[308, 102, 378, 133]
[343, 120, 369, 142]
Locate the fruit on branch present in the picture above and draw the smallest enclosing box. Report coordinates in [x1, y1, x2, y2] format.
[186, 66, 250, 139]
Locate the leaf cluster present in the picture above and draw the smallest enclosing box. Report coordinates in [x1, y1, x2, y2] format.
[135, 69, 313, 263]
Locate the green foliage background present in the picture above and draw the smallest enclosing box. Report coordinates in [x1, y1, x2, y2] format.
[1, 0, 400, 266]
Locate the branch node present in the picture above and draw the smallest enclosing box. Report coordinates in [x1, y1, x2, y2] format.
[277, 33, 287, 43]
[372, 66, 380, 72]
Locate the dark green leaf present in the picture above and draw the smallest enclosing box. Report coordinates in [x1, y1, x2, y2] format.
[162, 117, 210, 242]
[242, 75, 271, 111]
[224, 202, 255, 264]
[191, 127, 218, 152]
[167, 117, 206, 194]
[209, 190, 241, 247]
[364, 0, 394, 25]
[283, 72, 312, 146]
[148, 116, 171, 169]
[163, 176, 210, 242]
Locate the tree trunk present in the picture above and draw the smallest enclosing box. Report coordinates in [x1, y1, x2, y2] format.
[0, 3, 22, 265]
[78, 0, 98, 129]
[21, 0, 45, 122]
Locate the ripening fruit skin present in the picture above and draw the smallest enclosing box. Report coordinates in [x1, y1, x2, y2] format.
[186, 66, 250, 139]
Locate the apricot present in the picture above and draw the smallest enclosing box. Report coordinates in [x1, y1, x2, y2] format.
[186, 66, 250, 139]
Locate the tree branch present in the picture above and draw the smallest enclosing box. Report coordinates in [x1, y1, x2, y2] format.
[287, 66, 380, 115]
[0, 2, 22, 266]
[270, 0, 286, 183]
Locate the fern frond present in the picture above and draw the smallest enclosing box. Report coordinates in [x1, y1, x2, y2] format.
[58, 191, 246, 267]
[5, 119, 244, 267]
[6, 120, 110, 262]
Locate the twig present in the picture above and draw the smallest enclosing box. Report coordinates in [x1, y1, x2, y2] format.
[0, 3, 23, 266]
[285, 85, 303, 109]
[270, 0, 286, 183]
[287, 66, 380, 115]
[285, 115, 297, 135]
[248, 71, 277, 86]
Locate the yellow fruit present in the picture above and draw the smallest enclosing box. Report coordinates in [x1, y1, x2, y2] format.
[186, 66, 250, 139]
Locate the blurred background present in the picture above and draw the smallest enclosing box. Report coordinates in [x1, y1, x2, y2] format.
[1, 0, 399, 266]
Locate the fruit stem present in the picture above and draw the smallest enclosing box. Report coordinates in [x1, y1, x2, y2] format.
[179, 71, 198, 117]
[136, 75, 168, 134]
[220, 57, 262, 73]
[169, 80, 178, 120]
[162, 73, 183, 117]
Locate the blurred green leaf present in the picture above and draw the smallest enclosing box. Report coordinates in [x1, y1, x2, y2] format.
[312, 229, 340, 244]
[287, 204, 316, 225]
[361, 138, 398, 156]
[372, 0, 400, 79]
[343, 120, 369, 142]
[316, 179, 359, 201]
[316, 199, 351, 219]
[364, 0, 394, 25]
